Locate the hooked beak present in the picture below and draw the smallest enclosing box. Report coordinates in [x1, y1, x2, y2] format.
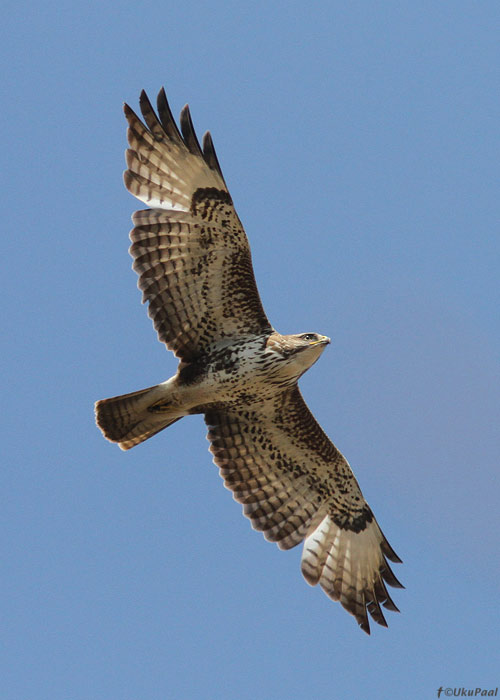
[310, 335, 331, 346]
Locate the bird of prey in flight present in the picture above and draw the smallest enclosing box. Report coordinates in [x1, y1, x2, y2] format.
[95, 88, 403, 634]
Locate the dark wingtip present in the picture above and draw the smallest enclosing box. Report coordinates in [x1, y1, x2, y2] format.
[138, 90, 166, 139]
[179, 104, 203, 156]
[367, 597, 389, 628]
[202, 130, 226, 182]
[123, 102, 135, 121]
[360, 620, 371, 635]
[381, 563, 405, 589]
[380, 530, 403, 564]
[138, 89, 152, 117]
[128, 88, 227, 184]
[156, 87, 183, 143]
[382, 599, 400, 613]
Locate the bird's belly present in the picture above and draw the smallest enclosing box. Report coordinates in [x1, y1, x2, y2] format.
[179, 341, 283, 409]
[203, 361, 271, 404]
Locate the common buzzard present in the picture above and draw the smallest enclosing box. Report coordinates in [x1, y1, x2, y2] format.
[95, 88, 403, 634]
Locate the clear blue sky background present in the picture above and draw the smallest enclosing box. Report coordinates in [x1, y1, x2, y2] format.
[2, 2, 498, 699]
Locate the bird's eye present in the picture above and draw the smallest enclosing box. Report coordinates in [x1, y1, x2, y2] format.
[301, 333, 317, 341]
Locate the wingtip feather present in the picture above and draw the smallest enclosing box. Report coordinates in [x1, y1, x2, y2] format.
[202, 130, 226, 183]
[180, 103, 203, 156]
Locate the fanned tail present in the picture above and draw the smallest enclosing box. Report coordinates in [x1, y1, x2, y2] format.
[95, 383, 183, 450]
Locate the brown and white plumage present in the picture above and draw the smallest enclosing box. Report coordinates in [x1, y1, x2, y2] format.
[125, 90, 271, 361]
[206, 386, 402, 633]
[95, 88, 403, 634]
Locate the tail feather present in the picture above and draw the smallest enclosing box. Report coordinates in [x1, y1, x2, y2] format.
[95, 383, 182, 450]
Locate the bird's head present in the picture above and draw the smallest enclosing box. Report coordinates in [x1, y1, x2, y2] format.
[265, 332, 331, 382]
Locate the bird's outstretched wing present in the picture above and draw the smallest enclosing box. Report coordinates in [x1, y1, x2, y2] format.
[124, 89, 272, 361]
[205, 387, 403, 634]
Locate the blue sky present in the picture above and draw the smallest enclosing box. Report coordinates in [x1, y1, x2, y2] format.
[2, 2, 499, 698]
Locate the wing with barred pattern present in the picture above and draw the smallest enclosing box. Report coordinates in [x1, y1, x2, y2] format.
[124, 89, 272, 361]
[204, 386, 403, 634]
